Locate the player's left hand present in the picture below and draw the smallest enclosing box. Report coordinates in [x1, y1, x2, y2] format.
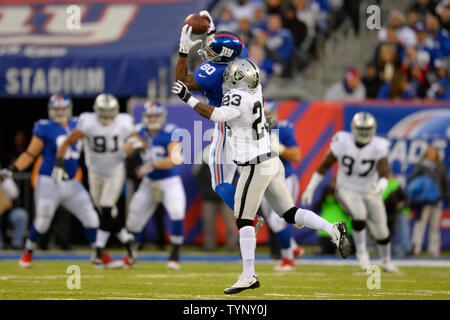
[172, 80, 192, 103]
[179, 24, 202, 55]
[51, 158, 68, 184]
[199, 10, 215, 35]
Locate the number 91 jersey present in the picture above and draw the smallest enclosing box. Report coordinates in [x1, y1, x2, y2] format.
[330, 131, 390, 194]
[77, 112, 134, 176]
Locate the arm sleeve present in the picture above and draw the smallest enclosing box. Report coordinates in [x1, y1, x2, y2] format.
[210, 106, 242, 122]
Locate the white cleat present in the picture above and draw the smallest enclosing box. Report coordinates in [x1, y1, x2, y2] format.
[382, 262, 399, 273]
[167, 260, 181, 270]
[356, 251, 371, 271]
[224, 275, 260, 295]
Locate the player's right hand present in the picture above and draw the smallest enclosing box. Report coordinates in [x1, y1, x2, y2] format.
[301, 189, 314, 207]
[179, 25, 202, 55]
[172, 80, 192, 103]
[199, 10, 215, 35]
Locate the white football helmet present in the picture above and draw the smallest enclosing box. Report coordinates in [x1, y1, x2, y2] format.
[48, 93, 72, 124]
[223, 58, 261, 91]
[351, 112, 377, 145]
[93, 93, 119, 126]
[142, 100, 167, 131]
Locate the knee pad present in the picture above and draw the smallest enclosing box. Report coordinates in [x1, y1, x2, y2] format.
[236, 218, 253, 230]
[376, 237, 390, 245]
[352, 220, 366, 231]
[282, 207, 297, 224]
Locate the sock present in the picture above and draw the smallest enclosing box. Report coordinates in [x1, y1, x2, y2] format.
[215, 183, 236, 210]
[169, 244, 181, 262]
[25, 225, 41, 253]
[377, 242, 392, 264]
[294, 208, 333, 235]
[25, 239, 37, 253]
[239, 226, 256, 278]
[95, 229, 110, 248]
[352, 229, 367, 254]
[84, 228, 97, 246]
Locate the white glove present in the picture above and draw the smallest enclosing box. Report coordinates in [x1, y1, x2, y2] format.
[51, 167, 68, 184]
[301, 172, 324, 206]
[199, 10, 216, 35]
[126, 136, 144, 151]
[371, 177, 388, 197]
[179, 24, 202, 55]
[270, 132, 286, 155]
[301, 189, 315, 207]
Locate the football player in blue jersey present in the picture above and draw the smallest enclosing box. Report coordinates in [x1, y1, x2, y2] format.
[175, 10, 248, 211]
[2, 94, 100, 268]
[125, 101, 186, 269]
[261, 99, 304, 271]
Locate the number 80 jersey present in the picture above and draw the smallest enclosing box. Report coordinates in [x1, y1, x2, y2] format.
[330, 131, 390, 194]
[77, 112, 134, 176]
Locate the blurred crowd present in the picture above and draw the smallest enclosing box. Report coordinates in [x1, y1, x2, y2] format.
[213, 0, 362, 83]
[325, 0, 450, 100]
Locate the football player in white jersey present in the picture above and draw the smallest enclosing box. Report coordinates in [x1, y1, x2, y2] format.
[172, 58, 351, 294]
[301, 112, 399, 273]
[125, 101, 186, 270]
[54, 93, 144, 268]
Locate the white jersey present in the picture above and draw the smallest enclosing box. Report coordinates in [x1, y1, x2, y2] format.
[77, 112, 134, 176]
[330, 131, 389, 194]
[222, 85, 271, 164]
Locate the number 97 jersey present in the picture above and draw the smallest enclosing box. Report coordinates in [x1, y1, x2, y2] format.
[330, 131, 390, 194]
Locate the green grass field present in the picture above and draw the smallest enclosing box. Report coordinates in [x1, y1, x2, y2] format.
[1, 258, 450, 300]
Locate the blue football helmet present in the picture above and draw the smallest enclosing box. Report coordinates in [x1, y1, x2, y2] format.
[143, 100, 167, 131]
[48, 93, 72, 124]
[198, 31, 243, 64]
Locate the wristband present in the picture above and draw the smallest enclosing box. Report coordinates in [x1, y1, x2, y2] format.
[178, 51, 188, 58]
[187, 96, 199, 108]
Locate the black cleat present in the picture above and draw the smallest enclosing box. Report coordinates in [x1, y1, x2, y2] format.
[331, 222, 351, 259]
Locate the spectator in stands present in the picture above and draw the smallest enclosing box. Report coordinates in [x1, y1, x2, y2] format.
[426, 13, 450, 56]
[266, 14, 294, 78]
[248, 30, 273, 85]
[377, 70, 413, 99]
[228, 0, 258, 22]
[237, 17, 255, 46]
[408, 60, 429, 98]
[0, 173, 28, 250]
[282, 3, 308, 71]
[293, 0, 317, 56]
[407, 8, 421, 30]
[376, 43, 398, 84]
[409, 0, 438, 21]
[324, 67, 366, 100]
[408, 145, 449, 257]
[192, 145, 237, 251]
[436, 1, 450, 32]
[378, 9, 417, 47]
[215, 7, 239, 33]
[252, 4, 267, 30]
[414, 21, 440, 71]
[362, 62, 383, 99]
[427, 76, 450, 99]
[266, 0, 283, 16]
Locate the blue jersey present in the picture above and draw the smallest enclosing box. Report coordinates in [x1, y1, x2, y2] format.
[273, 120, 298, 178]
[32, 118, 82, 179]
[137, 123, 180, 180]
[193, 45, 249, 107]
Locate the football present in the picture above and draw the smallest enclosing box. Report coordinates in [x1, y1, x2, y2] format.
[184, 13, 209, 35]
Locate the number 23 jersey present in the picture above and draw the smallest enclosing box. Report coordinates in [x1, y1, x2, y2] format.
[330, 131, 390, 194]
[77, 112, 134, 176]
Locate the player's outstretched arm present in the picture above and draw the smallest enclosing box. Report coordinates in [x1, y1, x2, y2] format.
[371, 156, 389, 196]
[175, 25, 202, 91]
[124, 133, 147, 156]
[13, 136, 44, 171]
[172, 80, 241, 121]
[301, 150, 337, 206]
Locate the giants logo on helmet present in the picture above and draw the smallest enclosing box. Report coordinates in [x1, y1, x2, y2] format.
[220, 47, 234, 58]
